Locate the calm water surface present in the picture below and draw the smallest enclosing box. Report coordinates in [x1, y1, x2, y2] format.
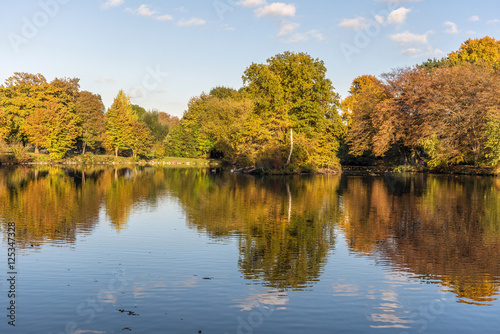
[0, 166, 499, 333]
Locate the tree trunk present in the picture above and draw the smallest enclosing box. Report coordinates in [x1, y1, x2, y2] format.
[115, 146, 119, 157]
[35, 145, 39, 154]
[286, 182, 292, 223]
[82, 143, 86, 155]
[285, 129, 293, 167]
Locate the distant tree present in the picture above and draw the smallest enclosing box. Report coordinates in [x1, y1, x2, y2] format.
[448, 36, 500, 69]
[131, 104, 147, 120]
[209, 86, 238, 99]
[130, 121, 154, 159]
[48, 77, 80, 107]
[75, 91, 105, 154]
[420, 57, 451, 70]
[142, 110, 170, 142]
[105, 90, 137, 156]
[158, 112, 180, 129]
[164, 120, 198, 158]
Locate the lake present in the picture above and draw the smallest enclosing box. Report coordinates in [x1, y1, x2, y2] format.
[0, 166, 499, 334]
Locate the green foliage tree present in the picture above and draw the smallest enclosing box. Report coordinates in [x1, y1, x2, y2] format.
[131, 104, 147, 120]
[241, 51, 344, 170]
[142, 110, 170, 142]
[164, 90, 252, 160]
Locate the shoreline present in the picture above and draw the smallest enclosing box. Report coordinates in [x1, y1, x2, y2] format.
[0, 160, 498, 177]
[341, 165, 500, 177]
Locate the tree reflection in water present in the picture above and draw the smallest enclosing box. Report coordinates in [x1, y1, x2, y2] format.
[0, 167, 499, 304]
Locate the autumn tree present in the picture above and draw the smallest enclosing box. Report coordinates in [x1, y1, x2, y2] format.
[105, 91, 153, 157]
[158, 112, 180, 129]
[0, 107, 10, 141]
[105, 90, 137, 156]
[75, 91, 105, 154]
[342, 75, 390, 157]
[0, 73, 47, 142]
[130, 121, 153, 159]
[422, 64, 500, 166]
[372, 67, 434, 162]
[24, 101, 81, 159]
[448, 36, 500, 69]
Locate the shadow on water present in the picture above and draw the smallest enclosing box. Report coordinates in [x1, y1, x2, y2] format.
[0, 166, 499, 304]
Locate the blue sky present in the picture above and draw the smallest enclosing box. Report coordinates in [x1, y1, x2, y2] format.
[1, 0, 499, 117]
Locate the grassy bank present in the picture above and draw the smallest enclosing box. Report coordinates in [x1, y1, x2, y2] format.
[0, 151, 220, 167]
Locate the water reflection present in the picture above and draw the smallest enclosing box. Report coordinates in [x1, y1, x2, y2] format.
[1, 167, 499, 305]
[168, 173, 341, 290]
[338, 174, 500, 306]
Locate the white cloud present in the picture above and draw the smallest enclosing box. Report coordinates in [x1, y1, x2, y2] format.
[466, 30, 477, 35]
[487, 19, 500, 24]
[224, 24, 236, 31]
[387, 7, 411, 24]
[339, 17, 368, 30]
[468, 15, 479, 22]
[238, 0, 267, 8]
[427, 48, 444, 56]
[137, 4, 157, 17]
[175, 6, 188, 12]
[177, 18, 206, 26]
[401, 48, 421, 55]
[157, 14, 173, 21]
[284, 30, 324, 43]
[443, 21, 458, 34]
[101, 0, 124, 9]
[255, 2, 296, 18]
[390, 31, 429, 44]
[278, 22, 299, 36]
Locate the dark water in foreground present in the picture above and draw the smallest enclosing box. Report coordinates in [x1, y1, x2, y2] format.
[0, 166, 499, 334]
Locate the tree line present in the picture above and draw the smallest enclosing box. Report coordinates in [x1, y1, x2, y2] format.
[164, 36, 500, 171]
[0, 75, 179, 160]
[342, 36, 500, 168]
[164, 51, 344, 173]
[1, 36, 499, 170]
